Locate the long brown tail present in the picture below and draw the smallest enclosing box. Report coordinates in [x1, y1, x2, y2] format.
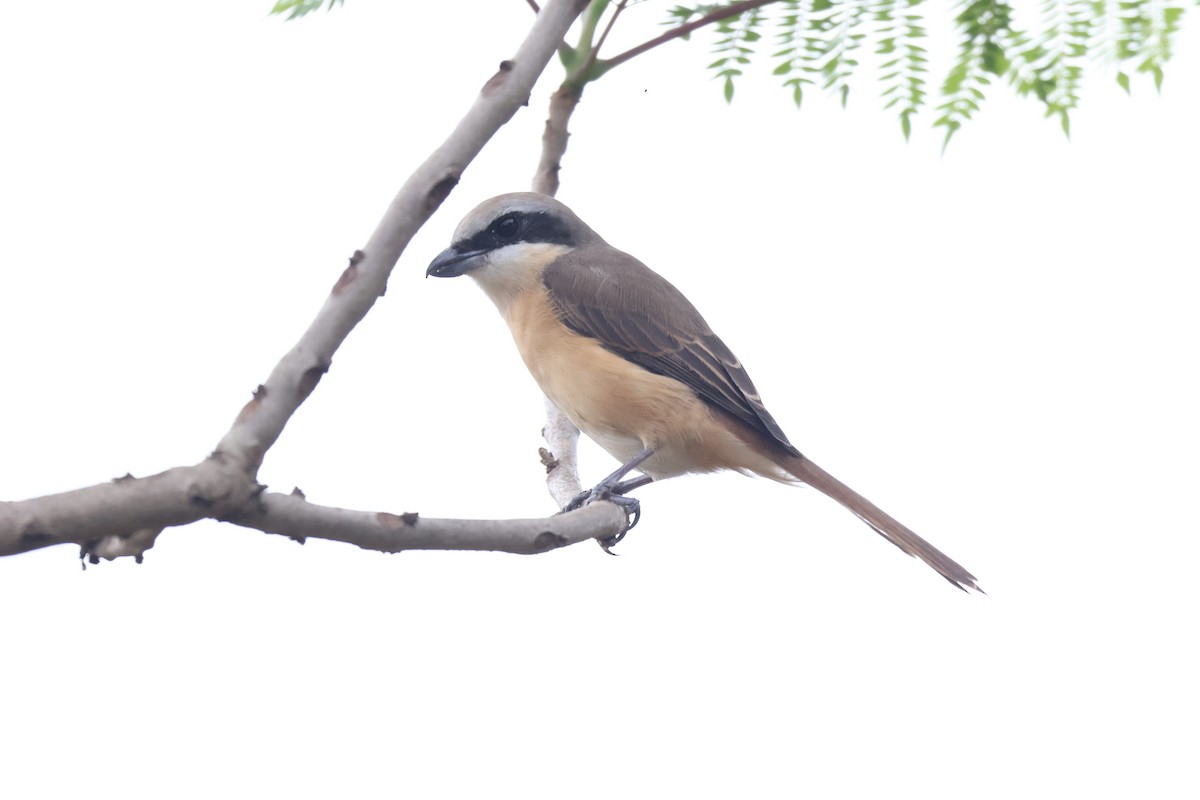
[783, 455, 982, 592]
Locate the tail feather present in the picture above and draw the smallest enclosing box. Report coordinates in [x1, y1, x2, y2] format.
[784, 455, 982, 592]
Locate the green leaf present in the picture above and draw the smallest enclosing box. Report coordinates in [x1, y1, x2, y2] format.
[981, 41, 1010, 76]
[1117, 71, 1131, 94]
[270, 0, 343, 21]
[724, 74, 735, 103]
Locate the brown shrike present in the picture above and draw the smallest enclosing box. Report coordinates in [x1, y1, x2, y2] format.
[428, 192, 980, 591]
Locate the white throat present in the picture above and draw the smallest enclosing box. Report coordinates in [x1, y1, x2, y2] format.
[469, 242, 571, 316]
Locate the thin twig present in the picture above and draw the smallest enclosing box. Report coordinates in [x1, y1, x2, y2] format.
[568, 0, 628, 87]
[592, 0, 628, 57]
[602, 0, 780, 74]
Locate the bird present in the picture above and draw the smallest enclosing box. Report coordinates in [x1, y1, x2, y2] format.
[427, 192, 981, 591]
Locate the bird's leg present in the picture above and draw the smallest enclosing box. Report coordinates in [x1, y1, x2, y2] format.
[562, 447, 654, 511]
[610, 474, 655, 495]
[560, 447, 655, 553]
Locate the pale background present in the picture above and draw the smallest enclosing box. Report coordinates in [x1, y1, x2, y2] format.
[1, 2, 1197, 797]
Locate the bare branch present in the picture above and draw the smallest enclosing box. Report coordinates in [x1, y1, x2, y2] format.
[591, 0, 628, 59]
[532, 82, 584, 198]
[602, 0, 780, 74]
[214, 0, 593, 477]
[0, 460, 248, 558]
[541, 396, 584, 507]
[2, 0, 595, 562]
[0, 462, 630, 559]
[230, 491, 627, 555]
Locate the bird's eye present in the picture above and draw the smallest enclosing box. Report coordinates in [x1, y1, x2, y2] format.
[492, 215, 520, 240]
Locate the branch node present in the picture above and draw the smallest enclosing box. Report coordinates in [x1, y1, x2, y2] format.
[538, 446, 560, 473]
[235, 385, 268, 423]
[297, 359, 331, 401]
[80, 526, 162, 566]
[533, 530, 568, 552]
[483, 60, 516, 96]
[332, 261, 358, 296]
[378, 511, 419, 529]
[189, 493, 215, 509]
[20, 529, 51, 545]
[426, 174, 460, 212]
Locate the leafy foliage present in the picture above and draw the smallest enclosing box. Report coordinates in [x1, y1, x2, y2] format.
[1007, 0, 1092, 136]
[268, 0, 1193, 144]
[669, 0, 1192, 144]
[875, 0, 928, 139]
[1109, 0, 1188, 91]
[933, 0, 1015, 148]
[746, 0, 873, 109]
[708, 4, 769, 100]
[770, 1, 816, 106]
[270, 0, 344, 21]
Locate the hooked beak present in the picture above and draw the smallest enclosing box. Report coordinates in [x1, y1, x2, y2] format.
[426, 246, 488, 278]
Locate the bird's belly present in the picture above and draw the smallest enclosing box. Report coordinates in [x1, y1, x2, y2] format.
[584, 426, 646, 467]
[505, 290, 714, 478]
[570, 411, 711, 480]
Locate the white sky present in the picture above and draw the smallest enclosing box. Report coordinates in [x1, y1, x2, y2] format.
[2, 1, 1198, 797]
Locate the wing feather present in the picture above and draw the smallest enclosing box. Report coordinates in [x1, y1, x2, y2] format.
[542, 246, 799, 457]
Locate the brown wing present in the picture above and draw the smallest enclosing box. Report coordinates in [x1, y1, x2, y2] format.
[542, 245, 801, 458]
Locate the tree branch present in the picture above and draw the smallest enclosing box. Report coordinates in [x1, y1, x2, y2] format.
[230, 491, 626, 555]
[0, 460, 628, 560]
[2, 0, 598, 561]
[0, 461, 242, 558]
[601, 0, 780, 75]
[213, 0, 593, 477]
[540, 395, 584, 507]
[591, 0, 628, 60]
[525, 0, 579, 65]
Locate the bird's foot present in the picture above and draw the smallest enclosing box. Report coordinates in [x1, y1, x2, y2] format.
[559, 448, 655, 554]
[596, 494, 641, 554]
[560, 483, 644, 554]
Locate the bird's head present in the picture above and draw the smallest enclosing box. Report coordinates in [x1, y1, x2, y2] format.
[427, 192, 598, 311]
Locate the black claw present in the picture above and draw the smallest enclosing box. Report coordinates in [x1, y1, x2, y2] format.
[559, 476, 645, 552]
[596, 495, 640, 553]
